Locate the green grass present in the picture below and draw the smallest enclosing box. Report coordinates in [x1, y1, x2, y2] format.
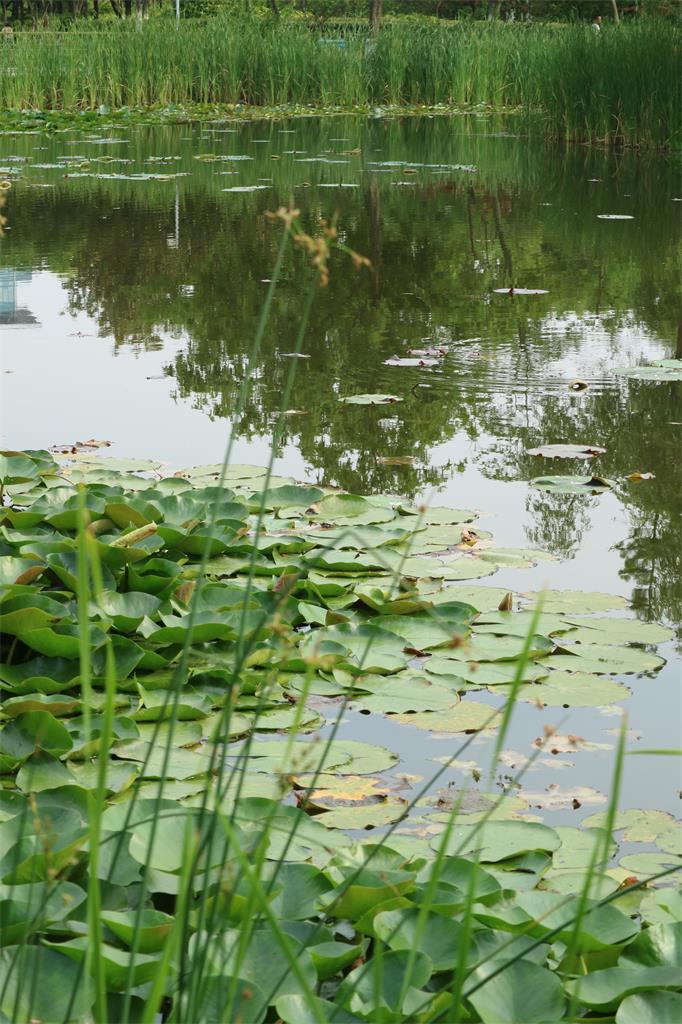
[0, 18, 678, 147]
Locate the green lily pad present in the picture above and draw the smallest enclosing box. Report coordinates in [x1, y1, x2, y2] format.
[497, 671, 631, 707]
[43, 936, 160, 991]
[432, 820, 561, 862]
[558, 616, 674, 645]
[531, 474, 614, 493]
[522, 590, 628, 613]
[564, 965, 681, 1011]
[616, 992, 682, 1024]
[374, 907, 465, 970]
[397, 700, 499, 734]
[466, 960, 565, 1024]
[349, 674, 459, 714]
[545, 644, 664, 675]
[615, 359, 682, 381]
[276, 993, 364, 1024]
[0, 946, 93, 1023]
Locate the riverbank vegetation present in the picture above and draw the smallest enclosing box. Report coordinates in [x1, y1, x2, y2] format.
[0, 17, 678, 148]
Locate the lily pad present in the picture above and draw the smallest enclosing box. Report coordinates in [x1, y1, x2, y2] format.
[531, 475, 614, 493]
[545, 644, 664, 675]
[339, 394, 403, 405]
[492, 287, 549, 295]
[616, 992, 682, 1024]
[396, 700, 499, 734]
[615, 359, 682, 381]
[526, 443, 606, 459]
[497, 671, 630, 707]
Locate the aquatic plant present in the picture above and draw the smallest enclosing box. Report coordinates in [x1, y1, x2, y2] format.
[0, 212, 679, 1022]
[0, 442, 680, 1022]
[0, 18, 678, 148]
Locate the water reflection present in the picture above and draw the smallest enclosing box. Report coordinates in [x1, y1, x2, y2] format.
[0, 116, 680, 635]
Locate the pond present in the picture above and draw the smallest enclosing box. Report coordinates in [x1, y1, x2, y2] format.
[0, 113, 680, 827]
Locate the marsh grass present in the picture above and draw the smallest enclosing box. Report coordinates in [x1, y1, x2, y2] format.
[0, 18, 678, 147]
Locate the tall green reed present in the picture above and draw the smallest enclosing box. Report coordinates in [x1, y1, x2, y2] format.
[0, 18, 677, 148]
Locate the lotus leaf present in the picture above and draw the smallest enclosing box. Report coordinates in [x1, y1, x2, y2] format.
[432, 820, 561, 861]
[615, 359, 682, 381]
[337, 949, 432, 1016]
[276, 993, 364, 1024]
[397, 700, 498, 734]
[339, 393, 403, 405]
[497, 670, 630, 707]
[565, 965, 681, 1010]
[531, 474, 614, 493]
[616, 992, 682, 1024]
[545, 643, 664, 675]
[466, 959, 565, 1024]
[0, 946, 93, 1023]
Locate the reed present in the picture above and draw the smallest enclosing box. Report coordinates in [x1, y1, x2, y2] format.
[0, 18, 677, 148]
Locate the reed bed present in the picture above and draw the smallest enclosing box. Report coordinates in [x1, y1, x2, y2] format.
[0, 18, 678, 148]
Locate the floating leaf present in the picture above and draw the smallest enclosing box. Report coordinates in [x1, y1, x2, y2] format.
[531, 474, 614, 493]
[526, 443, 605, 459]
[396, 700, 499, 734]
[545, 644, 664, 675]
[521, 590, 628, 613]
[466, 959, 564, 1023]
[499, 671, 630, 707]
[339, 394, 402, 405]
[616, 992, 682, 1024]
[615, 359, 682, 381]
[432, 820, 561, 861]
[565, 966, 680, 1010]
[492, 287, 549, 295]
[0, 946, 93, 1022]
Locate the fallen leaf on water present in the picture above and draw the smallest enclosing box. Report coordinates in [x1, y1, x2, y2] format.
[568, 379, 589, 392]
[378, 456, 415, 466]
[459, 528, 479, 547]
[498, 592, 514, 611]
[627, 471, 655, 481]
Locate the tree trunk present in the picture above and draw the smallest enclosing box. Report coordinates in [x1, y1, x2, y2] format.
[610, 0, 620, 23]
[109, 0, 122, 15]
[487, 0, 502, 19]
[93, 0, 99, 16]
[267, 0, 280, 15]
[369, 0, 382, 34]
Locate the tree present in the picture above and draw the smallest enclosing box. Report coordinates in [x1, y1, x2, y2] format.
[369, 0, 381, 33]
[611, 0, 620, 22]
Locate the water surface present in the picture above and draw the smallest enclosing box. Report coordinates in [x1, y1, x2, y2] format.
[1, 115, 680, 820]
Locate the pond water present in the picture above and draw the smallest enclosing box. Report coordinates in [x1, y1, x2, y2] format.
[0, 115, 680, 825]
